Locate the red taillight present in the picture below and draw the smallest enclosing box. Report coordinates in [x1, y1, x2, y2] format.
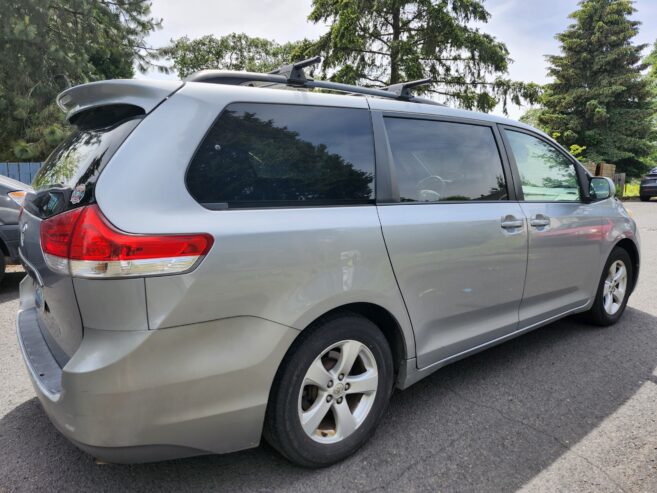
[40, 207, 85, 258]
[40, 205, 213, 278]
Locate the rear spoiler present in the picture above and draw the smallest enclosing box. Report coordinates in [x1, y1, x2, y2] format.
[56, 79, 184, 123]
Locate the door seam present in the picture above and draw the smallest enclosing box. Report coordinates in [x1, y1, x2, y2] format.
[374, 205, 418, 365]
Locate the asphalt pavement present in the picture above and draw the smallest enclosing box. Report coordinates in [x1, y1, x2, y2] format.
[1, 202, 656, 492]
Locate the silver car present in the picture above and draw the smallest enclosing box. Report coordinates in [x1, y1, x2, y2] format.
[16, 63, 640, 467]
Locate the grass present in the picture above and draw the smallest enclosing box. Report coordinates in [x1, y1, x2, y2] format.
[623, 182, 640, 198]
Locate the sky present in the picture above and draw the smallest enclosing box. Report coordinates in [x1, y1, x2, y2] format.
[142, 0, 657, 119]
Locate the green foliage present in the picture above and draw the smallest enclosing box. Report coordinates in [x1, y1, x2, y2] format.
[161, 33, 311, 79]
[0, 0, 161, 161]
[645, 40, 657, 168]
[162, 2, 539, 114]
[520, 108, 548, 131]
[307, 0, 541, 113]
[569, 144, 587, 161]
[538, 0, 655, 178]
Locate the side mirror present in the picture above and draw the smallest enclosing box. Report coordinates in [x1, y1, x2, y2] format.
[589, 176, 615, 201]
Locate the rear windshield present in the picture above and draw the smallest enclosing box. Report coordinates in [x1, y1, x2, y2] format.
[186, 103, 376, 209]
[34, 116, 140, 192]
[26, 109, 142, 219]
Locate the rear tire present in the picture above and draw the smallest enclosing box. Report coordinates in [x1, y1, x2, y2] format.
[582, 247, 633, 326]
[640, 195, 650, 202]
[0, 254, 5, 284]
[264, 312, 394, 468]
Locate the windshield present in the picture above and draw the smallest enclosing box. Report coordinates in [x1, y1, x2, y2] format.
[34, 117, 140, 191]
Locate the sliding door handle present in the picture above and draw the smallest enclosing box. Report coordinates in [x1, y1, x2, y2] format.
[501, 216, 524, 229]
[529, 214, 551, 227]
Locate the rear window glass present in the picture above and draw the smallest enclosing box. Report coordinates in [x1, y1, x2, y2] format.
[186, 103, 375, 208]
[34, 116, 140, 192]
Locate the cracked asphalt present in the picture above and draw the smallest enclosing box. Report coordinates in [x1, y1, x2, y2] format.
[1, 202, 657, 492]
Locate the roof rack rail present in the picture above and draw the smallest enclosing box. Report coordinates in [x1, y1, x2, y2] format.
[268, 55, 321, 84]
[383, 78, 433, 100]
[185, 56, 442, 105]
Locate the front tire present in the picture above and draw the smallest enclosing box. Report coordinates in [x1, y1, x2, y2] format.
[264, 312, 394, 468]
[582, 247, 633, 326]
[640, 195, 650, 202]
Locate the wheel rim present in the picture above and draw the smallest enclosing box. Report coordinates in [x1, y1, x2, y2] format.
[298, 339, 378, 444]
[603, 260, 628, 315]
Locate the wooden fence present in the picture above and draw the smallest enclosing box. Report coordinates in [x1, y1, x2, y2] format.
[583, 161, 630, 196]
[0, 162, 43, 185]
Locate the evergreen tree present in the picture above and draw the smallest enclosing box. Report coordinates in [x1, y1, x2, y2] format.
[0, 0, 161, 161]
[645, 40, 657, 168]
[539, 0, 654, 177]
[307, 0, 540, 113]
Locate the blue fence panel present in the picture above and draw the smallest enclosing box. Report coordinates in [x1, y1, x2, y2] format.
[7, 163, 19, 181]
[0, 162, 43, 185]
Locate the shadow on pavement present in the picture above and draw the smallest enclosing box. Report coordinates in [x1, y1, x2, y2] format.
[2, 306, 656, 492]
[0, 271, 24, 303]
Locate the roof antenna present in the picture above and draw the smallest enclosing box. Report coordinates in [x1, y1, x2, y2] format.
[270, 56, 321, 85]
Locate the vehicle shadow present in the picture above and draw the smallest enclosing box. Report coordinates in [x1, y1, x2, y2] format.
[2, 306, 656, 492]
[0, 270, 24, 303]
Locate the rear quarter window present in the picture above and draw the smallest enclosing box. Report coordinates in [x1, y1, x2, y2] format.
[186, 103, 375, 209]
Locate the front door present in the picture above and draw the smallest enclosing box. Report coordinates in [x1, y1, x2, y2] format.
[377, 116, 528, 369]
[501, 128, 602, 328]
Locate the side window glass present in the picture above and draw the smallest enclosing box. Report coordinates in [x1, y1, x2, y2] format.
[383, 118, 508, 202]
[186, 103, 375, 208]
[504, 130, 580, 202]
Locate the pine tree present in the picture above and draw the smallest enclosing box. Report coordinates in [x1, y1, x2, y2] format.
[539, 0, 654, 177]
[0, 0, 161, 161]
[308, 0, 539, 113]
[645, 40, 657, 168]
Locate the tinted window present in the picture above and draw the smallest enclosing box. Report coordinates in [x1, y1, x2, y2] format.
[29, 115, 141, 219]
[34, 116, 140, 192]
[504, 130, 580, 201]
[186, 103, 375, 208]
[384, 118, 508, 202]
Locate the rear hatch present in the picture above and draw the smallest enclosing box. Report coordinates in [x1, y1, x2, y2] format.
[19, 80, 182, 366]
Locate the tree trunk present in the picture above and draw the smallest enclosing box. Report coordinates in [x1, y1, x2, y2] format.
[390, 3, 401, 84]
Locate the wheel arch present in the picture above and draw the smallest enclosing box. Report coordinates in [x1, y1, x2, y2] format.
[292, 302, 411, 378]
[614, 238, 640, 292]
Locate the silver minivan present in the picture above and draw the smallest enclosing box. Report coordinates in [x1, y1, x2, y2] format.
[16, 60, 640, 467]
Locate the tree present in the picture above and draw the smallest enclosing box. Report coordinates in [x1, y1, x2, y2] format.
[307, 0, 540, 113]
[0, 0, 161, 161]
[647, 40, 657, 84]
[520, 108, 548, 131]
[162, 33, 311, 79]
[645, 40, 657, 168]
[538, 0, 654, 177]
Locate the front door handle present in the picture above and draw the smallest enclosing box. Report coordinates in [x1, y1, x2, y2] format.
[501, 215, 524, 229]
[529, 214, 551, 227]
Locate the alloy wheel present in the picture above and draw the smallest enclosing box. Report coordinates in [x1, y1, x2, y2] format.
[603, 260, 628, 315]
[298, 340, 378, 444]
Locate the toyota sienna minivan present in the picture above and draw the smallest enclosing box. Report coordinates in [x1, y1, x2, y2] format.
[16, 59, 640, 467]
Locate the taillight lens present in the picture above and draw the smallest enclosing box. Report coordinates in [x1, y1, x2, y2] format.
[40, 205, 213, 278]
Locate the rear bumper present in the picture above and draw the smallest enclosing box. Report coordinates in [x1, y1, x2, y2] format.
[16, 279, 298, 463]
